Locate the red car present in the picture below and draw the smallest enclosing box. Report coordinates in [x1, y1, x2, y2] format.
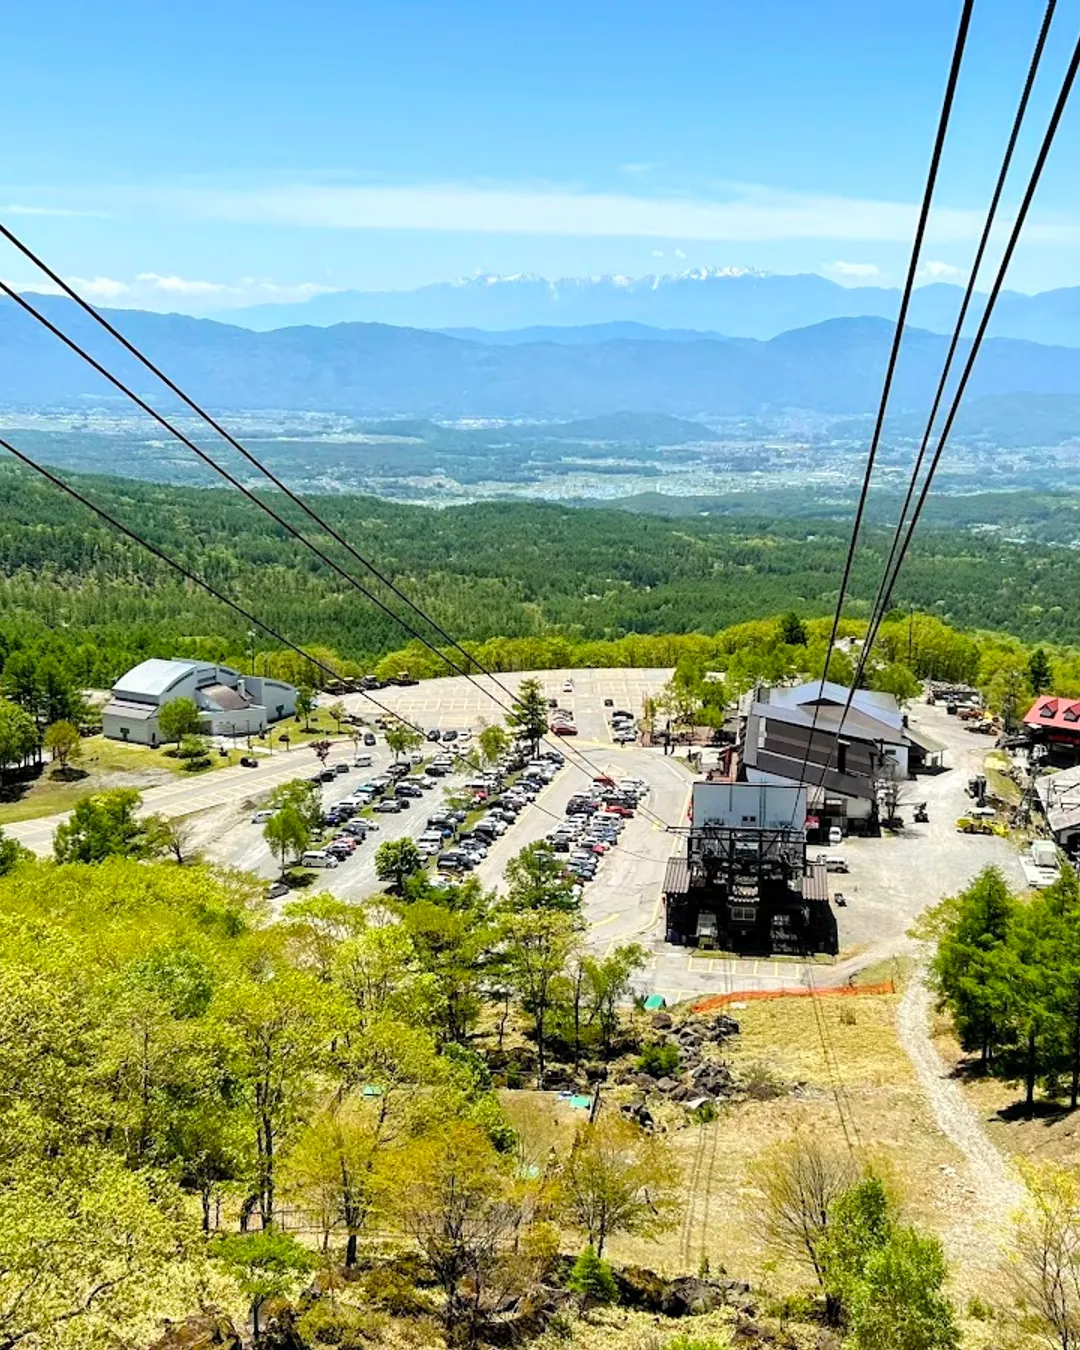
[552, 723, 578, 736]
[603, 804, 633, 817]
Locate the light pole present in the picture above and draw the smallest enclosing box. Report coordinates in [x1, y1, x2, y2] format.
[248, 629, 258, 676]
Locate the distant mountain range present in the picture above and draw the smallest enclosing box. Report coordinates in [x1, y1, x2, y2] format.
[231, 268, 1080, 347]
[6, 295, 1080, 421]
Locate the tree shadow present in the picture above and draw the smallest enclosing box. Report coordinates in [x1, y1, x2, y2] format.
[49, 766, 89, 783]
[995, 1099, 1074, 1126]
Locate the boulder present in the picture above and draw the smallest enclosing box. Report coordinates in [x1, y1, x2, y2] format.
[149, 1316, 243, 1350]
[651, 1011, 673, 1030]
[654, 1076, 678, 1094]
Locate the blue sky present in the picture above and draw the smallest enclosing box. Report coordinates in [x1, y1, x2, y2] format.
[3, 0, 1079, 312]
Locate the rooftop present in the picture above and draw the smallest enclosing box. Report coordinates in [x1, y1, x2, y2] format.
[112, 658, 200, 699]
[1024, 695, 1080, 734]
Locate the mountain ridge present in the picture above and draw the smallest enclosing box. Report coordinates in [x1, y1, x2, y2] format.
[5, 297, 1080, 421]
[222, 269, 1080, 346]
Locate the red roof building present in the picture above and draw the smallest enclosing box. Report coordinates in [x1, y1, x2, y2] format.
[1024, 696, 1080, 762]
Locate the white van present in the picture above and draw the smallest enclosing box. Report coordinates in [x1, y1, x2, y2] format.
[301, 850, 339, 869]
[252, 809, 274, 824]
[354, 753, 372, 768]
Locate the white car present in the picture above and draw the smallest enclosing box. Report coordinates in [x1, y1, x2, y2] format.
[563, 678, 574, 693]
[251, 809, 274, 824]
[410, 750, 424, 764]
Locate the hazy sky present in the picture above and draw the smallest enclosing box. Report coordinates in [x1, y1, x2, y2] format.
[3, 0, 1079, 312]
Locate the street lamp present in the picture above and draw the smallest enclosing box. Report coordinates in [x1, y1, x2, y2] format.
[248, 630, 258, 675]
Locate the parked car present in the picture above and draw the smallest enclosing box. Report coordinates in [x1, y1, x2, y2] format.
[266, 881, 290, 899]
[334, 763, 349, 775]
[301, 850, 339, 869]
[252, 809, 274, 824]
[552, 723, 578, 736]
[437, 851, 474, 872]
[319, 769, 336, 782]
[375, 799, 404, 813]
[354, 753, 372, 767]
[240, 756, 259, 768]
[442, 729, 458, 742]
[603, 697, 614, 707]
[814, 852, 850, 873]
[426, 729, 441, 742]
[363, 732, 377, 746]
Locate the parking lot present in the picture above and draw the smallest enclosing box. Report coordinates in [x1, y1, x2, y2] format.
[10, 671, 1027, 1003]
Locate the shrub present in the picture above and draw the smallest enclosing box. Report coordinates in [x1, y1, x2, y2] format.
[567, 1246, 617, 1305]
[297, 1299, 389, 1347]
[636, 1042, 679, 1077]
[361, 1264, 434, 1316]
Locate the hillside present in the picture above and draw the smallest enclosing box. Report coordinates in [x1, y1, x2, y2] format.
[6, 465, 1080, 692]
[6, 297, 1080, 418]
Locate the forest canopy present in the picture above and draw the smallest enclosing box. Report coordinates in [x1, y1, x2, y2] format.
[0, 462, 1078, 692]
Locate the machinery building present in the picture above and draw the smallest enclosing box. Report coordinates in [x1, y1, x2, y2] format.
[739, 680, 911, 836]
[102, 659, 297, 746]
[662, 782, 835, 956]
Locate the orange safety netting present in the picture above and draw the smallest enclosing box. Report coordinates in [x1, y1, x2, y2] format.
[692, 980, 895, 1013]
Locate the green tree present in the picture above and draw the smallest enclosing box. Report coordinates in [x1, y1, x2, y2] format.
[505, 841, 580, 913]
[505, 909, 578, 1087]
[210, 1230, 316, 1338]
[567, 1246, 617, 1306]
[375, 837, 424, 893]
[584, 944, 646, 1057]
[264, 806, 311, 877]
[295, 685, 315, 731]
[507, 678, 549, 754]
[0, 1149, 196, 1349]
[43, 719, 82, 774]
[157, 696, 202, 745]
[267, 778, 324, 833]
[53, 788, 170, 864]
[400, 891, 497, 1045]
[1029, 647, 1053, 696]
[0, 698, 37, 785]
[216, 961, 334, 1228]
[927, 866, 1017, 1066]
[871, 662, 921, 706]
[476, 723, 509, 767]
[780, 611, 808, 646]
[0, 827, 30, 876]
[987, 662, 1029, 731]
[385, 719, 423, 762]
[561, 1114, 681, 1257]
[822, 1173, 894, 1315]
[328, 699, 347, 733]
[847, 1227, 958, 1350]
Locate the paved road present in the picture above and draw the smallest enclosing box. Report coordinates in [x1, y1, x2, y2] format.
[6, 736, 360, 855]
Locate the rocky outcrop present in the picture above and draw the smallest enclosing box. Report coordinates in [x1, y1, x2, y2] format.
[148, 1315, 243, 1350]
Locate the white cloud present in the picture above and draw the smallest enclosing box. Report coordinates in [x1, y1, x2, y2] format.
[921, 259, 965, 279]
[66, 275, 130, 298]
[651, 249, 665, 258]
[0, 203, 107, 219]
[826, 260, 881, 277]
[620, 162, 656, 175]
[135, 272, 232, 295]
[132, 178, 1064, 246]
[674, 247, 687, 259]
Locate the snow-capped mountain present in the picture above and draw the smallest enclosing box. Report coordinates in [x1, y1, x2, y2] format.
[227, 268, 1080, 347]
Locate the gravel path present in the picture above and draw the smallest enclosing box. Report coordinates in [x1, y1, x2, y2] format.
[898, 965, 1025, 1230]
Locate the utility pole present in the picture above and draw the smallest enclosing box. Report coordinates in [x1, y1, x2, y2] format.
[907, 605, 915, 664]
[248, 629, 257, 675]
